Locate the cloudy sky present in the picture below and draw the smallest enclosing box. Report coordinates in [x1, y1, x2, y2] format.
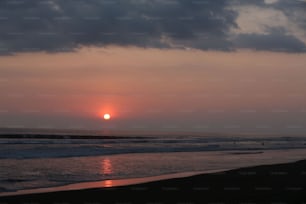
[0, 0, 306, 134]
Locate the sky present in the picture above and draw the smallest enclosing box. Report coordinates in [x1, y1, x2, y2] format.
[0, 0, 306, 134]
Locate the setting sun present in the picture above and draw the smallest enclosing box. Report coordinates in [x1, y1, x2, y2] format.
[103, 114, 111, 120]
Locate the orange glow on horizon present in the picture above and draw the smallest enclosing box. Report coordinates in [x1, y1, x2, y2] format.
[98, 106, 116, 120]
[1, 47, 306, 132]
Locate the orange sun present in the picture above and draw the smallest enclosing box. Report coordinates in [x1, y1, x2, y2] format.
[103, 113, 111, 120]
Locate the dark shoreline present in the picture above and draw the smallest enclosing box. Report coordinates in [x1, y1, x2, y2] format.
[1, 159, 306, 203]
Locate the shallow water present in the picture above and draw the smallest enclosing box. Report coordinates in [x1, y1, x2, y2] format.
[1, 133, 306, 193]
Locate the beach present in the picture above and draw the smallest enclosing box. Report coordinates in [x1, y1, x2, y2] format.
[1, 159, 306, 203]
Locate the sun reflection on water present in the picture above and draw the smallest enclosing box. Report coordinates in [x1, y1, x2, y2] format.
[102, 158, 113, 175]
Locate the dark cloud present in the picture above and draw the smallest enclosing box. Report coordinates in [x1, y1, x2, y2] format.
[0, 0, 305, 54]
[0, 0, 237, 54]
[235, 32, 306, 52]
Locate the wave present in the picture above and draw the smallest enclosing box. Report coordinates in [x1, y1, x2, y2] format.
[1, 132, 306, 159]
[1, 144, 305, 159]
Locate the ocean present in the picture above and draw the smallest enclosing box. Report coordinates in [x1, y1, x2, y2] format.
[1, 129, 306, 195]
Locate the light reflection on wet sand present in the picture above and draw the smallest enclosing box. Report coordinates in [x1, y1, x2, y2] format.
[0, 171, 217, 197]
[104, 180, 113, 187]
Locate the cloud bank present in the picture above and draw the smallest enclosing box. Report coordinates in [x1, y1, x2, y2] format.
[0, 0, 305, 54]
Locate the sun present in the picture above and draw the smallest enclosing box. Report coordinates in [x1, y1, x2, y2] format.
[103, 113, 111, 120]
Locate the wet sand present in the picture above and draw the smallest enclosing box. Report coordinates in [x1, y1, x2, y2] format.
[1, 159, 306, 203]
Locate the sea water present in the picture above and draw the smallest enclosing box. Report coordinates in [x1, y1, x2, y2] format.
[1, 130, 306, 194]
